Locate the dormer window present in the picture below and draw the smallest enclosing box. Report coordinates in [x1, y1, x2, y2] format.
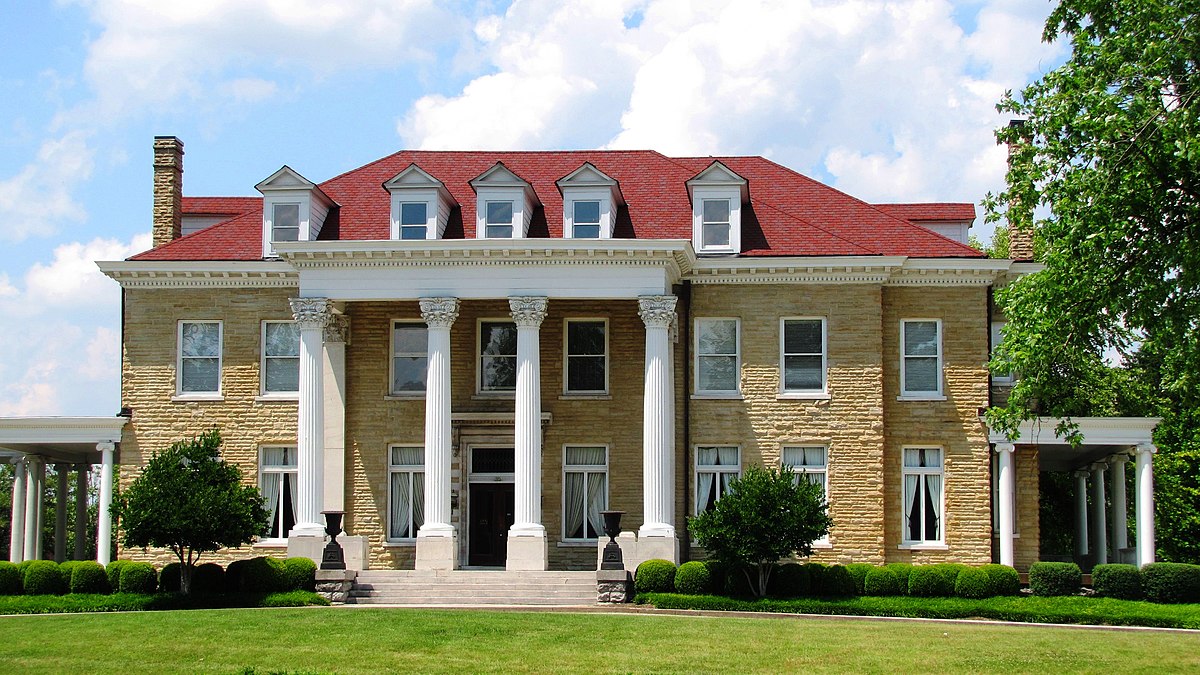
[384, 164, 455, 241]
[256, 166, 334, 258]
[557, 162, 623, 240]
[272, 203, 301, 242]
[471, 163, 538, 240]
[485, 201, 514, 238]
[687, 161, 748, 255]
[399, 203, 428, 240]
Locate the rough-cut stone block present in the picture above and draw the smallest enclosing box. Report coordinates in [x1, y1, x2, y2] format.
[506, 535, 548, 570]
[597, 569, 632, 603]
[315, 569, 357, 604]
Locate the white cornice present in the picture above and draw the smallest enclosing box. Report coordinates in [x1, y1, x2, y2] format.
[985, 416, 1160, 446]
[0, 416, 126, 445]
[97, 260, 298, 289]
[690, 256, 1020, 286]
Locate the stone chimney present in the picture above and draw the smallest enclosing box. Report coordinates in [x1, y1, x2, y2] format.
[152, 136, 184, 248]
[1005, 120, 1035, 261]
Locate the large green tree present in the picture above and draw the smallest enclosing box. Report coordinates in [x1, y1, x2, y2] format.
[985, 0, 1200, 560]
[114, 429, 268, 593]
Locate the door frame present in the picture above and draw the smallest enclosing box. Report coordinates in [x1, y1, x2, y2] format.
[465, 444, 515, 568]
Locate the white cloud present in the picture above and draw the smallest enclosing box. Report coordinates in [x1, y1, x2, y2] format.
[0, 132, 95, 242]
[23, 232, 151, 309]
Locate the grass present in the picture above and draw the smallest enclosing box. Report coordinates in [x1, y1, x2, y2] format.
[0, 607, 1197, 673]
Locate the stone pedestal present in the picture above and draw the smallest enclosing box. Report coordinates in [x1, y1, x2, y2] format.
[289, 534, 370, 571]
[597, 569, 632, 603]
[315, 569, 357, 604]
[506, 534, 548, 571]
[415, 534, 459, 570]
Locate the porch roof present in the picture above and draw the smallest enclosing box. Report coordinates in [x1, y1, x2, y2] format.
[986, 416, 1160, 472]
[0, 416, 126, 465]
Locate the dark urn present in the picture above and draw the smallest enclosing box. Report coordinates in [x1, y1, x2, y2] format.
[599, 510, 625, 571]
[320, 510, 347, 571]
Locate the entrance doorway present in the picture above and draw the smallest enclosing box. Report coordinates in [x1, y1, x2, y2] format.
[467, 447, 515, 567]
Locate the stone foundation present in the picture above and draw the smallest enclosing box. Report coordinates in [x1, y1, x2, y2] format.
[315, 569, 357, 604]
[597, 569, 632, 603]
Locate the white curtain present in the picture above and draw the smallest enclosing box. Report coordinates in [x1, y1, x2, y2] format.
[586, 473, 606, 538]
[904, 474, 920, 541]
[261, 473, 281, 537]
[564, 473, 585, 538]
[925, 474, 942, 540]
[284, 473, 297, 533]
[412, 472, 425, 532]
[391, 472, 411, 539]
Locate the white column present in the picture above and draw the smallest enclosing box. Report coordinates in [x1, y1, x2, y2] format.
[1135, 443, 1156, 567]
[995, 443, 1016, 567]
[54, 465, 68, 563]
[96, 443, 114, 565]
[8, 458, 26, 563]
[638, 295, 678, 558]
[1091, 462, 1108, 565]
[1074, 469, 1089, 558]
[1109, 453, 1129, 558]
[74, 464, 88, 560]
[507, 296, 548, 571]
[416, 297, 459, 570]
[24, 457, 42, 560]
[322, 315, 349, 514]
[289, 297, 333, 538]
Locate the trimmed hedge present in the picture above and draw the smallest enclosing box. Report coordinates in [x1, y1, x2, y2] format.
[192, 563, 225, 594]
[909, 564, 960, 597]
[954, 566, 992, 599]
[846, 563, 873, 596]
[57, 561, 83, 590]
[1029, 562, 1081, 597]
[0, 562, 22, 595]
[159, 563, 182, 593]
[768, 563, 809, 598]
[981, 564, 1021, 596]
[119, 562, 158, 594]
[105, 561, 127, 593]
[0, 590, 329, 615]
[23, 561, 65, 595]
[863, 567, 902, 596]
[884, 563, 913, 595]
[1092, 564, 1142, 600]
[803, 563, 828, 594]
[17, 560, 37, 583]
[69, 561, 109, 594]
[635, 559, 677, 594]
[674, 561, 713, 595]
[822, 565, 856, 597]
[282, 557, 317, 592]
[1141, 562, 1200, 604]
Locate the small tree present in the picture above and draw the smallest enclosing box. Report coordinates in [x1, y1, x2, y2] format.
[114, 429, 269, 594]
[689, 465, 831, 597]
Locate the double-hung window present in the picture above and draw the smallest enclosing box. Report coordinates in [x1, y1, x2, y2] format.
[272, 203, 300, 243]
[563, 446, 607, 540]
[388, 446, 424, 540]
[392, 321, 428, 394]
[701, 199, 731, 249]
[259, 447, 298, 540]
[990, 321, 1013, 385]
[564, 319, 607, 394]
[485, 201, 514, 238]
[572, 200, 601, 238]
[781, 318, 826, 394]
[695, 446, 740, 514]
[261, 321, 300, 395]
[902, 447, 944, 544]
[479, 321, 517, 392]
[901, 319, 942, 397]
[695, 318, 740, 394]
[783, 446, 829, 543]
[399, 202, 428, 240]
[178, 320, 222, 395]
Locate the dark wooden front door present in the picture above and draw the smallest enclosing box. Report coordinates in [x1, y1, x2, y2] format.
[468, 482, 514, 567]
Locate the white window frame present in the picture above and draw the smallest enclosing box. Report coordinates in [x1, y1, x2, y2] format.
[694, 446, 741, 515]
[782, 445, 830, 545]
[477, 317, 518, 394]
[562, 190, 613, 239]
[990, 321, 1014, 385]
[563, 318, 608, 395]
[258, 445, 297, 543]
[694, 318, 741, 397]
[561, 445, 609, 542]
[900, 446, 946, 547]
[387, 444, 425, 542]
[176, 320, 222, 399]
[390, 320, 428, 396]
[260, 320, 299, 398]
[395, 200, 432, 241]
[779, 317, 828, 397]
[262, 195, 311, 257]
[900, 319, 944, 399]
[691, 188, 741, 254]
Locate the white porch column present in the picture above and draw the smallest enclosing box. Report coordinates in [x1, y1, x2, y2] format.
[1091, 462, 1108, 565]
[416, 297, 459, 570]
[8, 458, 26, 563]
[1073, 469, 1089, 558]
[638, 295, 678, 562]
[54, 465, 68, 563]
[995, 443, 1016, 567]
[74, 464, 88, 560]
[322, 315, 349, 514]
[96, 443, 114, 565]
[289, 297, 333, 538]
[1109, 453, 1129, 558]
[507, 296, 548, 571]
[1135, 443, 1156, 567]
[24, 457, 42, 560]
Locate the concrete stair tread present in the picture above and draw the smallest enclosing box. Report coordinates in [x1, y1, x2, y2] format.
[348, 569, 601, 607]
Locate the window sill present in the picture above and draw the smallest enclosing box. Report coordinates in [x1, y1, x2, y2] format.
[255, 394, 298, 403]
[810, 541, 832, 549]
[473, 392, 515, 400]
[695, 249, 738, 256]
[896, 395, 947, 402]
[992, 380, 1015, 388]
[691, 392, 743, 400]
[897, 543, 949, 551]
[253, 540, 287, 549]
[383, 541, 416, 548]
[558, 393, 612, 401]
[777, 392, 831, 401]
[171, 394, 224, 403]
[991, 533, 1022, 539]
[385, 394, 426, 401]
[556, 541, 598, 548]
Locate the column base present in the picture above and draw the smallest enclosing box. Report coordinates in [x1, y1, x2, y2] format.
[506, 533, 548, 571]
[635, 533, 679, 566]
[416, 533, 459, 571]
[289, 522, 327, 538]
[288, 535, 369, 571]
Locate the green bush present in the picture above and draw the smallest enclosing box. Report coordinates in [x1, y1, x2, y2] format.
[23, 561, 65, 595]
[864, 567, 902, 596]
[159, 563, 182, 593]
[954, 567, 993, 599]
[57, 561, 83, 590]
[1140, 562, 1200, 604]
[981, 564, 1021, 596]
[768, 563, 810, 598]
[846, 563, 873, 596]
[119, 562, 158, 594]
[225, 558, 249, 593]
[191, 563, 225, 594]
[634, 559, 677, 594]
[17, 560, 37, 583]
[672, 561, 712, 595]
[1029, 562, 1081, 596]
[884, 563, 913, 595]
[803, 563, 827, 594]
[0, 562, 22, 595]
[282, 557, 317, 592]
[1091, 564, 1142, 600]
[908, 564, 960, 597]
[105, 561, 128, 593]
[69, 562, 110, 594]
[823, 565, 857, 597]
[234, 557, 286, 593]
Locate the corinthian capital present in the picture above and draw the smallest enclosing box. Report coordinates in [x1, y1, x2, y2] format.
[638, 295, 677, 328]
[509, 296, 548, 327]
[290, 297, 334, 330]
[420, 297, 460, 329]
[324, 315, 351, 344]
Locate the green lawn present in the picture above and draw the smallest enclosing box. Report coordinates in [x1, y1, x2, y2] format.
[0, 608, 1197, 673]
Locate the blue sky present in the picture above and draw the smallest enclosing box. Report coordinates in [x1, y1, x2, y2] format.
[0, 0, 1065, 418]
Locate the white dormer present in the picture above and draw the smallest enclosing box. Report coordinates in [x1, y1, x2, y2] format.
[383, 164, 456, 240]
[255, 166, 335, 257]
[686, 161, 749, 255]
[469, 162, 539, 239]
[556, 162, 624, 240]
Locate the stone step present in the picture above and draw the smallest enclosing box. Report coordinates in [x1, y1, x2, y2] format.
[348, 569, 598, 606]
[348, 595, 594, 606]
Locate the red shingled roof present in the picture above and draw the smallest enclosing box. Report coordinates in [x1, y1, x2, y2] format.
[875, 203, 976, 222]
[132, 150, 982, 261]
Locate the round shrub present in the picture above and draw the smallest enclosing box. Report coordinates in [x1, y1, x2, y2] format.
[159, 562, 182, 593]
[768, 563, 810, 598]
[119, 561, 158, 594]
[1029, 561, 1081, 596]
[282, 557, 317, 592]
[908, 564, 959, 597]
[846, 563, 873, 596]
[1091, 563, 1141, 600]
[69, 561, 110, 594]
[1140, 562, 1200, 604]
[17, 560, 38, 583]
[884, 563, 913, 594]
[673, 561, 713, 595]
[23, 561, 65, 595]
[0, 562, 22, 595]
[823, 564, 856, 597]
[981, 564, 1021, 596]
[635, 559, 677, 594]
[803, 562, 828, 594]
[105, 560, 128, 592]
[191, 563, 225, 594]
[225, 558, 250, 593]
[863, 567, 902, 596]
[954, 566, 992, 599]
[236, 556, 286, 593]
[57, 561, 82, 589]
